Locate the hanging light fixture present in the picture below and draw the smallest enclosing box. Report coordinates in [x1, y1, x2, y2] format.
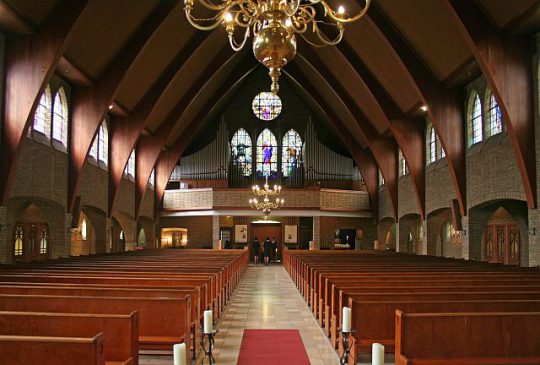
[249, 176, 284, 216]
[184, 0, 371, 94]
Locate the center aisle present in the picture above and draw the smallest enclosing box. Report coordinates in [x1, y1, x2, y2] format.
[213, 265, 340, 365]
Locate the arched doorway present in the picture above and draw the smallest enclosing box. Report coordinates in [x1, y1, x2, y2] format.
[12, 204, 50, 263]
[483, 207, 520, 265]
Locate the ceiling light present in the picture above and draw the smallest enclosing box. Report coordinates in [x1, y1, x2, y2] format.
[108, 104, 114, 110]
[184, 0, 371, 94]
[420, 105, 428, 112]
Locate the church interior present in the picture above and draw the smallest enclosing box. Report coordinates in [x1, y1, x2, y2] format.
[0, 0, 539, 364]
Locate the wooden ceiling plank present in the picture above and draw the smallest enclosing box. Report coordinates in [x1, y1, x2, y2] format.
[0, 1, 34, 33]
[449, 0, 536, 209]
[67, 0, 179, 215]
[286, 64, 380, 217]
[109, 31, 210, 216]
[339, 41, 426, 220]
[0, 0, 89, 204]
[369, 5, 467, 216]
[135, 45, 239, 218]
[298, 47, 399, 220]
[152, 53, 257, 215]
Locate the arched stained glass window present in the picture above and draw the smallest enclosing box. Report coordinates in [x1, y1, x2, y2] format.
[39, 226, 48, 254]
[52, 87, 68, 146]
[252, 92, 282, 121]
[429, 126, 436, 164]
[470, 93, 483, 145]
[14, 225, 23, 256]
[282, 129, 302, 177]
[487, 90, 503, 136]
[256, 129, 277, 178]
[231, 129, 253, 176]
[33, 85, 52, 137]
[98, 122, 108, 165]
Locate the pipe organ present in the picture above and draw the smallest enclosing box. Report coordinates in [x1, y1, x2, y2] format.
[304, 119, 359, 181]
[170, 121, 229, 181]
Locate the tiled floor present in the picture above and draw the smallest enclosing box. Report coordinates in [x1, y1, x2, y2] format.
[141, 264, 392, 364]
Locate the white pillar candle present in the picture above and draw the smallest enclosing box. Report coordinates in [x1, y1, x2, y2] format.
[342, 307, 351, 333]
[173, 343, 186, 365]
[203, 310, 213, 334]
[372, 343, 384, 365]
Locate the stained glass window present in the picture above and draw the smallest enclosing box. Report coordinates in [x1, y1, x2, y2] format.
[52, 87, 68, 146]
[33, 85, 52, 137]
[89, 121, 108, 167]
[231, 129, 253, 176]
[429, 126, 436, 163]
[252, 92, 282, 121]
[487, 90, 503, 136]
[39, 226, 48, 254]
[124, 149, 135, 179]
[282, 129, 302, 177]
[14, 226, 23, 256]
[470, 93, 483, 145]
[256, 129, 277, 178]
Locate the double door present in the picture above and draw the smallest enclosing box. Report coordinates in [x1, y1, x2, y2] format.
[484, 224, 520, 266]
[13, 222, 49, 263]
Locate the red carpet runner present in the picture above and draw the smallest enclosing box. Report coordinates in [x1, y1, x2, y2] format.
[236, 329, 311, 365]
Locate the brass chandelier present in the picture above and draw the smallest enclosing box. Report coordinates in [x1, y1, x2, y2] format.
[249, 177, 284, 216]
[184, 0, 371, 94]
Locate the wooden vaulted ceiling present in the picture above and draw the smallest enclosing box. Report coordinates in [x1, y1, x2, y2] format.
[0, 0, 538, 219]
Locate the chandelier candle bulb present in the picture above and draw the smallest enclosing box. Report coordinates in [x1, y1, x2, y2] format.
[342, 307, 351, 333]
[173, 343, 186, 365]
[204, 310, 213, 334]
[338, 5, 345, 15]
[372, 343, 384, 365]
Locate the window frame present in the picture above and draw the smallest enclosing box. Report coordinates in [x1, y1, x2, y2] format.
[52, 87, 69, 148]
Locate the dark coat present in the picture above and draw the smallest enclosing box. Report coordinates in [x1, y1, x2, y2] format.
[263, 239, 271, 257]
[252, 239, 261, 256]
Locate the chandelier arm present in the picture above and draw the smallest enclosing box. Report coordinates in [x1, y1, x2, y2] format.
[299, 21, 343, 47]
[284, 0, 301, 17]
[195, 0, 234, 12]
[228, 26, 250, 51]
[185, 8, 230, 30]
[320, 0, 371, 23]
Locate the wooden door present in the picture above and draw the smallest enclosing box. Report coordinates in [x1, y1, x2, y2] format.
[249, 223, 282, 261]
[13, 223, 49, 263]
[484, 224, 520, 266]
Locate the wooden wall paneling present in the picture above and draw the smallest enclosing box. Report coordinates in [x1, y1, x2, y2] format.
[67, 0, 178, 215]
[286, 64, 380, 216]
[338, 42, 426, 219]
[109, 32, 209, 215]
[369, 4, 467, 216]
[136, 45, 237, 218]
[448, 0, 536, 209]
[298, 48, 399, 219]
[0, 0, 89, 204]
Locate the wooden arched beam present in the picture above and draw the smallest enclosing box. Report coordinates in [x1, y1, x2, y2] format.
[297, 48, 399, 219]
[369, 5, 467, 216]
[108, 31, 209, 215]
[284, 64, 380, 215]
[337, 42, 426, 220]
[135, 44, 238, 218]
[0, 0, 88, 204]
[153, 55, 259, 207]
[448, 0, 536, 209]
[67, 0, 178, 215]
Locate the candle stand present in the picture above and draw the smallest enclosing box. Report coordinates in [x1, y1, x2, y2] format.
[339, 329, 355, 365]
[200, 329, 218, 364]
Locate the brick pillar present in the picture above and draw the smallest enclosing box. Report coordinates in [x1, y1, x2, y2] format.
[418, 220, 428, 255]
[212, 215, 220, 249]
[528, 209, 540, 267]
[395, 223, 402, 253]
[312, 216, 320, 250]
[0, 206, 9, 264]
[105, 218, 113, 253]
[460, 215, 470, 260]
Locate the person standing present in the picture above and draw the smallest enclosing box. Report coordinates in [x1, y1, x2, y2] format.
[252, 237, 260, 265]
[271, 237, 277, 262]
[263, 237, 271, 265]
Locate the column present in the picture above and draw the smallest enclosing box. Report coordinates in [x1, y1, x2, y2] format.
[312, 216, 320, 250]
[213, 215, 220, 249]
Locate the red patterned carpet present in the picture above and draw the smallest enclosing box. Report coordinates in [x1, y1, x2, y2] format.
[236, 329, 311, 365]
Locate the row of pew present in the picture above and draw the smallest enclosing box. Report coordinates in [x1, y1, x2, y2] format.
[0, 248, 249, 365]
[283, 249, 540, 364]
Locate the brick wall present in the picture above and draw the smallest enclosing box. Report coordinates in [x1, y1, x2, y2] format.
[378, 187, 394, 221]
[398, 176, 420, 219]
[425, 159, 455, 215]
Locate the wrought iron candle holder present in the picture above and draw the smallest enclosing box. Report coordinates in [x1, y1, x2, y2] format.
[200, 329, 218, 364]
[340, 329, 355, 365]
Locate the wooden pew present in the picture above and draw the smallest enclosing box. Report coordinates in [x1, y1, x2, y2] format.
[0, 333, 105, 365]
[345, 299, 540, 362]
[395, 310, 540, 365]
[0, 311, 138, 365]
[0, 294, 191, 356]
